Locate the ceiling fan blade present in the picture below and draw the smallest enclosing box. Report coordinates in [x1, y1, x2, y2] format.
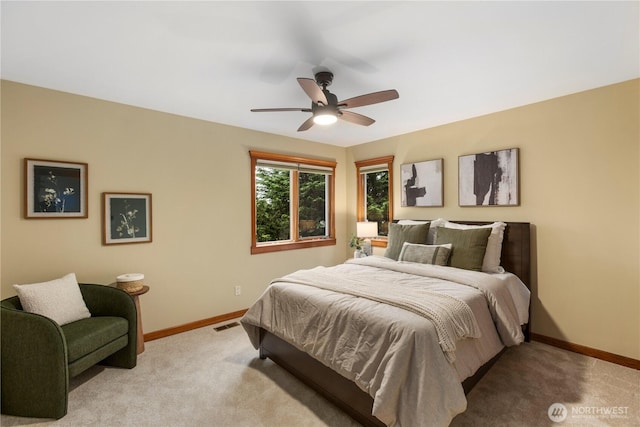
[251, 108, 312, 112]
[339, 111, 375, 126]
[297, 78, 328, 105]
[297, 116, 315, 132]
[338, 89, 399, 109]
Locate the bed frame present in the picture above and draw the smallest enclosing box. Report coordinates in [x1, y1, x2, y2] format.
[258, 221, 531, 427]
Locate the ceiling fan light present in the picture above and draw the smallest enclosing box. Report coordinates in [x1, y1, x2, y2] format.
[313, 113, 338, 125]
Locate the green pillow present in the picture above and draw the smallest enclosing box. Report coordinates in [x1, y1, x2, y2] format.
[384, 222, 430, 260]
[435, 227, 492, 271]
[398, 243, 452, 265]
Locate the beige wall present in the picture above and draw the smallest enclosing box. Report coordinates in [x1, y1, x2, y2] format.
[347, 79, 639, 360]
[1, 81, 348, 334]
[2, 79, 638, 360]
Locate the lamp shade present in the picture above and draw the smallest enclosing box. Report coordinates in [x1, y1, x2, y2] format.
[356, 221, 378, 238]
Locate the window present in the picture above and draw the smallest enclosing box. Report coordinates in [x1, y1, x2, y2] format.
[250, 150, 336, 254]
[355, 156, 394, 246]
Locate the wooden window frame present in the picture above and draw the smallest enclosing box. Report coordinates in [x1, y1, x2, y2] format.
[250, 150, 336, 254]
[355, 155, 394, 248]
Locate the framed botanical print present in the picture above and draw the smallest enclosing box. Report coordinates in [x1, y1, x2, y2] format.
[458, 148, 519, 206]
[24, 158, 88, 218]
[102, 192, 152, 245]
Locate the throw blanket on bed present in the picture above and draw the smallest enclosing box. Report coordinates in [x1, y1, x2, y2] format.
[275, 267, 481, 363]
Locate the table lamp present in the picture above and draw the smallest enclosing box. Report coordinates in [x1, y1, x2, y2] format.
[356, 221, 379, 256]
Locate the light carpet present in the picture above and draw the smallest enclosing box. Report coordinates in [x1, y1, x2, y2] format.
[1, 323, 638, 427]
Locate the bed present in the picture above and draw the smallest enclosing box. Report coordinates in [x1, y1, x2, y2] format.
[241, 220, 531, 427]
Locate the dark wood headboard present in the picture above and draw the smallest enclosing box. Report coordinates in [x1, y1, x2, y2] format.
[395, 220, 531, 290]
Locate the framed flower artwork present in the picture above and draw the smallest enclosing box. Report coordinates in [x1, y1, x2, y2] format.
[102, 192, 152, 245]
[24, 158, 88, 218]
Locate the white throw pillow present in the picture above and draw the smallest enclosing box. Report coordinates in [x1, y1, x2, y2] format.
[440, 221, 507, 273]
[13, 273, 91, 325]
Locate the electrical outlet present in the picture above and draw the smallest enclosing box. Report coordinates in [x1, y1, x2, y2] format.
[234, 285, 241, 296]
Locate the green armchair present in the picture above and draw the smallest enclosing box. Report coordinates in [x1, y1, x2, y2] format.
[1, 283, 137, 419]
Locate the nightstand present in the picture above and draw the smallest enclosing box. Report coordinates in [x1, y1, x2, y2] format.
[128, 285, 150, 354]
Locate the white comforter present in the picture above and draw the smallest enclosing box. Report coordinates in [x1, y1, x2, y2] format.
[241, 256, 530, 427]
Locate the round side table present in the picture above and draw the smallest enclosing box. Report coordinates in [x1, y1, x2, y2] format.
[128, 285, 150, 354]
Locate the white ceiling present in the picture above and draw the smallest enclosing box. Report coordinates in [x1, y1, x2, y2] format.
[2, 1, 638, 147]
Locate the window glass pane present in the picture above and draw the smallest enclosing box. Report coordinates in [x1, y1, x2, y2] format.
[251, 150, 336, 254]
[364, 170, 389, 236]
[298, 172, 327, 238]
[255, 166, 291, 242]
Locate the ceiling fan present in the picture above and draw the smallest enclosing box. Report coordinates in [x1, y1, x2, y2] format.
[250, 71, 399, 131]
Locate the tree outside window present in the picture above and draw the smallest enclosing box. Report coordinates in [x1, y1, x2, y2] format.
[362, 170, 390, 236]
[298, 172, 327, 238]
[255, 166, 291, 242]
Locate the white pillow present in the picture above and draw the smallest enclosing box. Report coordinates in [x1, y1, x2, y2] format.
[13, 273, 91, 325]
[440, 221, 507, 273]
[397, 218, 446, 244]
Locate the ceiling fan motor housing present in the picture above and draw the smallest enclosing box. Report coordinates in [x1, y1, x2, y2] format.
[312, 90, 339, 115]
